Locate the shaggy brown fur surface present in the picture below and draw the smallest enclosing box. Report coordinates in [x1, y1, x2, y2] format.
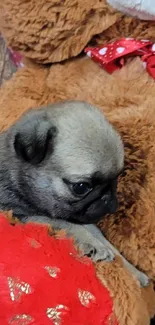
[94, 17, 155, 45]
[1, 0, 155, 63]
[0, 0, 120, 63]
[0, 56, 155, 324]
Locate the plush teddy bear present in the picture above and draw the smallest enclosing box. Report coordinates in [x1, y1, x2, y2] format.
[0, 0, 155, 324]
[0, 0, 155, 63]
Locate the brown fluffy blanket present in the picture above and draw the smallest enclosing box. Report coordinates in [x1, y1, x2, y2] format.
[1, 0, 155, 63]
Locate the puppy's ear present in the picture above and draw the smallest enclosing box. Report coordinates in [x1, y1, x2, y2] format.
[14, 111, 57, 164]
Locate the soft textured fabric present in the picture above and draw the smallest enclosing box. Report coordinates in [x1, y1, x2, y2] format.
[93, 17, 155, 46]
[0, 0, 120, 63]
[85, 39, 155, 77]
[1, 0, 155, 64]
[0, 214, 118, 325]
[107, 0, 155, 20]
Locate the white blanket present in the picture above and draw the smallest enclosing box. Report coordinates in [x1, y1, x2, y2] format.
[108, 0, 155, 20]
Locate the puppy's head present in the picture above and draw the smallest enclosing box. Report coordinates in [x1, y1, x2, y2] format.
[9, 101, 124, 224]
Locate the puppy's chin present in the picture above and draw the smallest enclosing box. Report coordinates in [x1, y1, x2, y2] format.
[68, 197, 118, 225]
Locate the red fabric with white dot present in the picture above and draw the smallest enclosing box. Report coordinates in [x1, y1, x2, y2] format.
[0, 214, 118, 325]
[85, 38, 155, 78]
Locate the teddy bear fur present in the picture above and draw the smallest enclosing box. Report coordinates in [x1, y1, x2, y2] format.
[1, 0, 155, 64]
[0, 0, 120, 63]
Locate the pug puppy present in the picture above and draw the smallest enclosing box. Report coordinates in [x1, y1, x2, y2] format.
[0, 101, 149, 286]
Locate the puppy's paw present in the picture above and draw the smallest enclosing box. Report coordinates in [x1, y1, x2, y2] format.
[78, 243, 115, 262]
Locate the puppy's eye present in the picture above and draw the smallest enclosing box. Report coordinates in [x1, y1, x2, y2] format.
[72, 182, 92, 196]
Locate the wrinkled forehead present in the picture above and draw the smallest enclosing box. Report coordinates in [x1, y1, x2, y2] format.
[50, 105, 124, 179]
[53, 139, 124, 180]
